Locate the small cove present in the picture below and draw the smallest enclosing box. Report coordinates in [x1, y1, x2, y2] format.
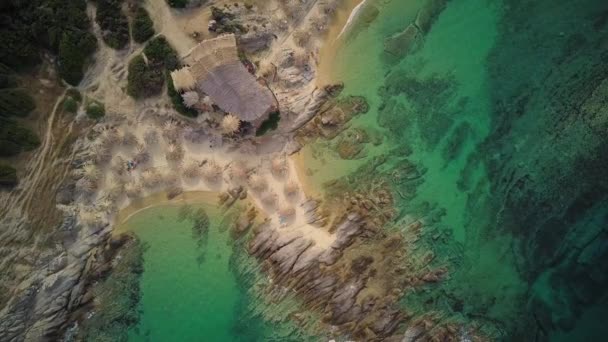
[115, 197, 265, 341]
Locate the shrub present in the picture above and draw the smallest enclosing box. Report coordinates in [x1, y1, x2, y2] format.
[167, 74, 197, 117]
[96, 0, 130, 49]
[127, 55, 164, 98]
[0, 117, 40, 157]
[58, 30, 98, 85]
[209, 6, 247, 34]
[0, 89, 36, 117]
[166, 0, 189, 8]
[132, 7, 155, 43]
[63, 97, 78, 113]
[255, 111, 280, 136]
[143, 36, 179, 70]
[86, 101, 105, 119]
[66, 88, 83, 103]
[0, 163, 18, 187]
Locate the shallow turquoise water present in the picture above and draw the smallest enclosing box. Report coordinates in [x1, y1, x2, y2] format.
[311, 0, 608, 339]
[121, 204, 265, 342]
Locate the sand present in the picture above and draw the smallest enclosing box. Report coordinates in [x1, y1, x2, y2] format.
[93, 118, 335, 250]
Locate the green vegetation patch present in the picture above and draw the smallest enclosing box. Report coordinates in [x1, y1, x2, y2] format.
[132, 7, 155, 43]
[127, 55, 165, 98]
[58, 30, 97, 85]
[209, 6, 248, 34]
[86, 101, 106, 120]
[66, 88, 83, 103]
[166, 0, 189, 8]
[127, 36, 182, 101]
[0, 117, 40, 157]
[0, 0, 97, 85]
[0, 89, 36, 118]
[143, 36, 179, 70]
[96, 0, 130, 50]
[167, 74, 197, 117]
[63, 97, 78, 113]
[0, 163, 18, 187]
[255, 111, 280, 136]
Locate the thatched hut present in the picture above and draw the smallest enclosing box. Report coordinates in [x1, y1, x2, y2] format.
[163, 121, 180, 142]
[165, 143, 184, 163]
[144, 129, 159, 146]
[141, 168, 162, 188]
[125, 181, 142, 199]
[92, 143, 112, 165]
[202, 160, 223, 183]
[111, 156, 126, 177]
[221, 114, 241, 135]
[82, 163, 100, 183]
[183, 161, 201, 179]
[182, 91, 200, 108]
[117, 129, 138, 146]
[134, 144, 151, 165]
[106, 178, 125, 201]
[171, 67, 196, 92]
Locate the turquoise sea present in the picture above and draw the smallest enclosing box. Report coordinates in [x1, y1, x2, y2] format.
[84, 0, 608, 340]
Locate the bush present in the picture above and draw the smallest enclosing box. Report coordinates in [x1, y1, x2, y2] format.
[255, 111, 280, 136]
[0, 164, 18, 187]
[166, 0, 189, 8]
[0, 89, 36, 117]
[143, 36, 179, 70]
[167, 74, 197, 117]
[66, 88, 82, 103]
[96, 0, 130, 49]
[127, 55, 165, 98]
[132, 7, 155, 43]
[86, 101, 105, 119]
[209, 6, 247, 34]
[63, 97, 78, 113]
[58, 30, 98, 85]
[0, 117, 40, 157]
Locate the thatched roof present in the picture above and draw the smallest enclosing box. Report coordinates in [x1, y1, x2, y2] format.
[171, 68, 196, 92]
[198, 62, 274, 122]
[174, 34, 275, 122]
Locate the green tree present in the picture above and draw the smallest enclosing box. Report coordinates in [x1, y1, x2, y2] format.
[63, 97, 78, 113]
[132, 7, 155, 43]
[0, 163, 18, 187]
[96, 0, 130, 49]
[86, 101, 105, 119]
[0, 117, 40, 157]
[144, 36, 179, 70]
[166, 0, 189, 8]
[127, 55, 164, 98]
[58, 30, 97, 85]
[0, 89, 36, 117]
